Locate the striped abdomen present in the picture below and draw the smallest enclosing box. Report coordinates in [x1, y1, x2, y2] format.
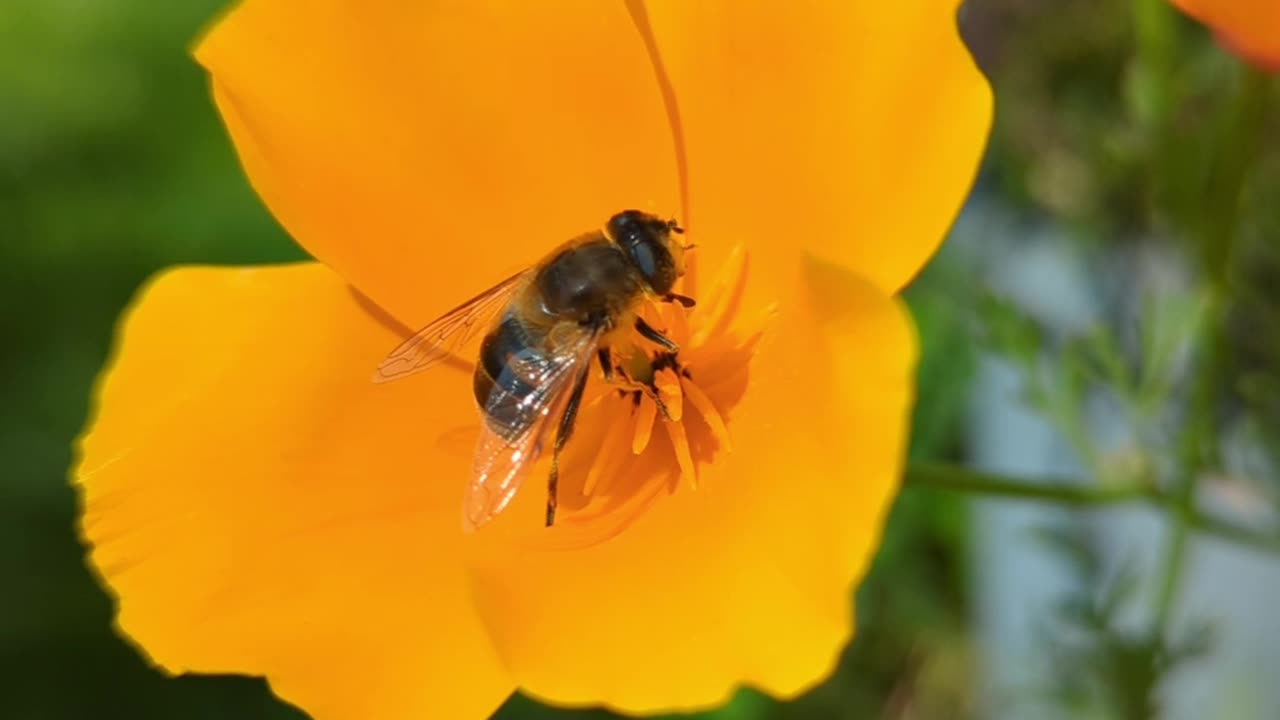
[472, 313, 552, 440]
[471, 235, 643, 439]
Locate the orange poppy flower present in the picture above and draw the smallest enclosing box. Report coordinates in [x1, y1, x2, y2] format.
[1173, 0, 1280, 70]
[74, 2, 991, 719]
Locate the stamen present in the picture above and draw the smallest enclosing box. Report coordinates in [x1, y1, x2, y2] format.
[662, 298, 691, 341]
[693, 304, 775, 394]
[664, 419, 698, 490]
[632, 393, 658, 454]
[693, 244, 749, 346]
[654, 368, 684, 422]
[680, 378, 733, 452]
[583, 409, 630, 497]
[544, 245, 765, 541]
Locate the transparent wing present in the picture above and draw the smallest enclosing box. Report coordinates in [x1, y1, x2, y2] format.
[462, 326, 600, 531]
[372, 270, 532, 383]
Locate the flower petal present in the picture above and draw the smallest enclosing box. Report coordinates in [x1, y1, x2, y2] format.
[1172, 0, 1280, 70]
[196, 1, 680, 325]
[464, 260, 917, 713]
[638, 0, 992, 293]
[75, 264, 512, 720]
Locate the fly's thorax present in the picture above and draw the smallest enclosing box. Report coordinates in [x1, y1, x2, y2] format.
[532, 235, 645, 326]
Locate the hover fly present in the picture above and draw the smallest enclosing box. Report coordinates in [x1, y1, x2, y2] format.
[374, 210, 693, 530]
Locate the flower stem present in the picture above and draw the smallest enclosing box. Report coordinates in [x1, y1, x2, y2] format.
[902, 462, 1280, 555]
[1131, 0, 1176, 132]
[1197, 67, 1271, 287]
[904, 462, 1157, 506]
[1149, 65, 1271, 634]
[1150, 289, 1223, 632]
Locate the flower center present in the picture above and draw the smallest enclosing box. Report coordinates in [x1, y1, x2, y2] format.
[537, 244, 771, 547]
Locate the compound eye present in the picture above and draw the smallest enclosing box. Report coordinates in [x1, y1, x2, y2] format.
[607, 209, 647, 239]
[626, 238, 656, 279]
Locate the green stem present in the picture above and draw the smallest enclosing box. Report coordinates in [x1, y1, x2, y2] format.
[1131, 0, 1176, 132]
[1151, 291, 1224, 631]
[1199, 67, 1271, 285]
[903, 462, 1280, 555]
[1151, 65, 1271, 634]
[905, 462, 1157, 506]
[1188, 512, 1280, 555]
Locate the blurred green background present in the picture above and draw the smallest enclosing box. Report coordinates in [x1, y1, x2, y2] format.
[3, 1, 1278, 718]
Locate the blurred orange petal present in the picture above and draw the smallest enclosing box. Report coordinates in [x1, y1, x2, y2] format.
[638, 0, 992, 296]
[75, 264, 513, 719]
[465, 262, 917, 713]
[1173, 0, 1280, 70]
[196, 0, 680, 326]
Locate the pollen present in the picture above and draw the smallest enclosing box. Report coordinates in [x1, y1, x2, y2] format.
[552, 245, 770, 541]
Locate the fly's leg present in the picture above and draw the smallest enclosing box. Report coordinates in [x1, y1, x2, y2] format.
[547, 363, 591, 527]
[608, 367, 674, 421]
[663, 293, 696, 308]
[597, 347, 614, 382]
[635, 316, 679, 352]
